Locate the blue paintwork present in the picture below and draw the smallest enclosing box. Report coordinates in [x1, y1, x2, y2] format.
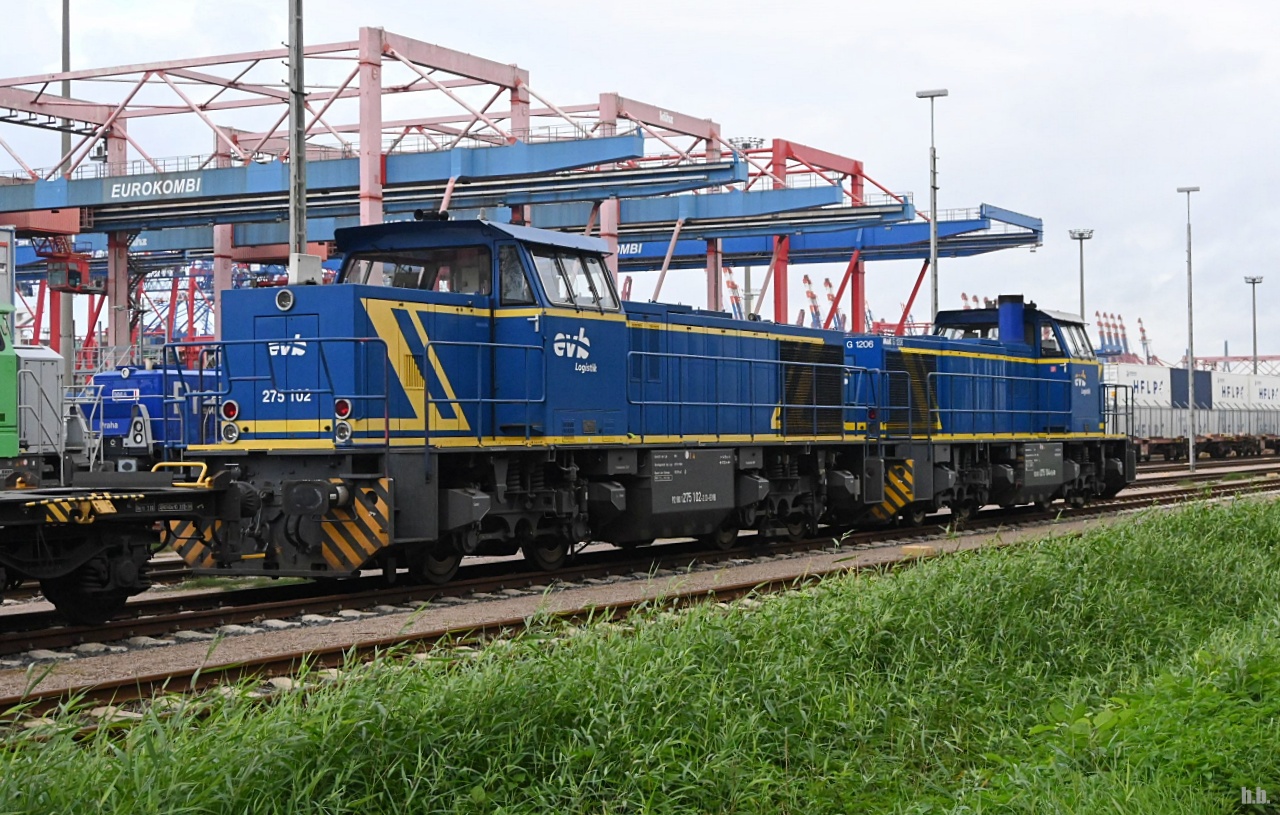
[844, 305, 1103, 437]
[172, 220, 1104, 457]
[88, 368, 210, 446]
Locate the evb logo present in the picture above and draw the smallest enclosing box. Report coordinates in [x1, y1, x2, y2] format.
[553, 327, 591, 360]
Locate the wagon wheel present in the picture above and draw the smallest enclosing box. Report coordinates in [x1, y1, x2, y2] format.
[411, 543, 462, 585]
[40, 576, 130, 626]
[1033, 497, 1054, 512]
[523, 535, 570, 572]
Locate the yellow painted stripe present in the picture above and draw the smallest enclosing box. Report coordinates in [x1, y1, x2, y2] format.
[900, 432, 1118, 441]
[352, 496, 387, 537]
[898, 347, 1102, 368]
[322, 523, 364, 570]
[887, 471, 913, 503]
[193, 432, 874, 452]
[627, 319, 828, 344]
[497, 307, 627, 323]
[194, 429, 1120, 453]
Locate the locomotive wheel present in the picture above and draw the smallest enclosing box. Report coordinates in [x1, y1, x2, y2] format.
[412, 545, 462, 585]
[950, 502, 975, 524]
[785, 517, 810, 542]
[699, 522, 740, 551]
[39, 576, 130, 626]
[523, 536, 569, 572]
[1033, 497, 1054, 512]
[900, 505, 929, 527]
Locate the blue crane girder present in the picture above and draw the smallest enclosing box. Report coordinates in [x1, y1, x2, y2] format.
[0, 133, 679, 231]
[614, 206, 1043, 271]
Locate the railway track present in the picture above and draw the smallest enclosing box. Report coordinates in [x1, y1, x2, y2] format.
[1136, 453, 1280, 475]
[2, 469, 1279, 719]
[3, 465, 1274, 656]
[0, 457, 1257, 608]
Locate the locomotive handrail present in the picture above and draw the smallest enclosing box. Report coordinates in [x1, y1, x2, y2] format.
[1102, 383, 1134, 437]
[871, 368, 920, 439]
[162, 336, 393, 454]
[925, 370, 1073, 437]
[16, 367, 66, 465]
[65, 382, 106, 474]
[624, 350, 885, 442]
[422, 338, 546, 443]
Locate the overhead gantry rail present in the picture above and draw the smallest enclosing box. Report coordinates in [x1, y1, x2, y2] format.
[0, 27, 1043, 349]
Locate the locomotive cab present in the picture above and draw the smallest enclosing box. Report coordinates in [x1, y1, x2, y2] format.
[335, 220, 628, 442]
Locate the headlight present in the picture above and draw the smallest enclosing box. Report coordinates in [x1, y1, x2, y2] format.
[275, 288, 295, 312]
[221, 422, 241, 443]
[334, 421, 352, 443]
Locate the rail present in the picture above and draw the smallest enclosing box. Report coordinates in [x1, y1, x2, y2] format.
[625, 350, 888, 442]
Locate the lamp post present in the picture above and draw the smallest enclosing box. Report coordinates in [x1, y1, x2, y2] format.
[916, 88, 948, 322]
[1177, 186, 1200, 472]
[1069, 228, 1093, 322]
[1245, 276, 1263, 374]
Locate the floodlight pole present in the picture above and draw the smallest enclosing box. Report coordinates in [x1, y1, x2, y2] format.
[1177, 186, 1200, 472]
[916, 88, 948, 323]
[1069, 229, 1093, 322]
[1245, 276, 1263, 374]
[60, 0, 74, 383]
[288, 0, 307, 258]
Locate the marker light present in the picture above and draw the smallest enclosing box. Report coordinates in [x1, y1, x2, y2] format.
[221, 400, 240, 421]
[334, 398, 353, 419]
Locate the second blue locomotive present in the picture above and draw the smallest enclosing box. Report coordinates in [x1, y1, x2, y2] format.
[164, 218, 1134, 582]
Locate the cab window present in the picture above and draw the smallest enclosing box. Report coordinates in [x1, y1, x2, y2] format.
[583, 256, 619, 309]
[343, 246, 492, 295]
[529, 248, 621, 310]
[937, 324, 997, 340]
[1039, 323, 1063, 355]
[532, 250, 574, 306]
[498, 245, 533, 305]
[1062, 324, 1096, 359]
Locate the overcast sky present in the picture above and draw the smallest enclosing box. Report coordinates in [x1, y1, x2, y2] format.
[2, 1, 1276, 364]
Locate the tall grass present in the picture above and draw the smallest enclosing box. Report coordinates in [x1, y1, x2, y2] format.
[3, 499, 1279, 814]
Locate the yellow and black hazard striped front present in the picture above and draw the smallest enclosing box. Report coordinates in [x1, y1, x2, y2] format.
[25, 492, 140, 525]
[320, 478, 392, 572]
[168, 519, 221, 569]
[868, 460, 915, 521]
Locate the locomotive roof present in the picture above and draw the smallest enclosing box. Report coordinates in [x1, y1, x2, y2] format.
[935, 305, 1085, 326]
[334, 219, 610, 256]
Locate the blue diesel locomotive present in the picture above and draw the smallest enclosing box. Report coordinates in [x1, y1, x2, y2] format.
[162, 218, 1134, 584]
